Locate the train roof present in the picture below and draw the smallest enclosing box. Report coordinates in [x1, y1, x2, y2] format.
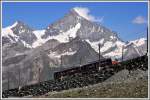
[54, 58, 111, 73]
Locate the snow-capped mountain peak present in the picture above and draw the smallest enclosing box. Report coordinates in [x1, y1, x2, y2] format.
[7, 20, 29, 30]
[73, 7, 95, 22]
[2, 21, 19, 37]
[128, 38, 146, 47]
[2, 21, 37, 48]
[9, 21, 18, 29]
[72, 7, 87, 19]
[70, 8, 81, 17]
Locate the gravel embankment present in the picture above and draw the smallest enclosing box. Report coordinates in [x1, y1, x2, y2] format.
[38, 70, 148, 98]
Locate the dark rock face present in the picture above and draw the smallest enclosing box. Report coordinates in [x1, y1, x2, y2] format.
[44, 9, 80, 38]
[2, 37, 11, 45]
[49, 37, 103, 68]
[2, 50, 52, 91]
[11, 21, 37, 45]
[43, 9, 125, 60]
[44, 9, 121, 43]
[3, 54, 27, 66]
[2, 21, 37, 48]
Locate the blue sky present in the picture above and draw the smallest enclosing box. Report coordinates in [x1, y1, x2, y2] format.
[2, 2, 148, 41]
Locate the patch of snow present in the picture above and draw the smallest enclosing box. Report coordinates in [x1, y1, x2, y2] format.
[103, 50, 122, 60]
[32, 30, 46, 48]
[15, 53, 24, 56]
[68, 23, 81, 38]
[33, 30, 45, 39]
[129, 38, 146, 47]
[48, 51, 76, 59]
[101, 29, 104, 33]
[86, 39, 104, 52]
[77, 16, 82, 20]
[124, 38, 146, 57]
[85, 37, 126, 60]
[20, 26, 23, 29]
[110, 36, 116, 39]
[2, 27, 15, 37]
[116, 41, 125, 46]
[61, 51, 76, 56]
[9, 21, 18, 29]
[46, 23, 81, 43]
[14, 36, 20, 41]
[2, 21, 21, 42]
[98, 27, 101, 32]
[103, 41, 125, 60]
[86, 39, 125, 60]
[2, 21, 18, 40]
[73, 7, 99, 22]
[91, 26, 95, 32]
[101, 41, 114, 52]
[21, 40, 32, 48]
[48, 52, 60, 58]
[33, 23, 81, 48]
[3, 22, 81, 48]
[19, 29, 25, 33]
[73, 7, 92, 21]
[2, 27, 20, 43]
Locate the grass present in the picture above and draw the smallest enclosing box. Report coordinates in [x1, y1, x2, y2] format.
[36, 79, 148, 98]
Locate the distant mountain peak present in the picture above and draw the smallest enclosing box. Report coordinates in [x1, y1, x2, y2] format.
[69, 8, 81, 17]
[72, 7, 96, 22]
[128, 38, 147, 47]
[9, 21, 18, 29]
[11, 21, 34, 32]
[66, 8, 90, 22]
[9, 20, 26, 29]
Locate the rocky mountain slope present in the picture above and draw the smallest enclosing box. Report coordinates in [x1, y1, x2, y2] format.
[2, 8, 147, 90]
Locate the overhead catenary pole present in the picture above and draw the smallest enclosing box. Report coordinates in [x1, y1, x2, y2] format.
[25, 63, 28, 86]
[122, 46, 124, 62]
[18, 65, 20, 88]
[98, 43, 101, 67]
[147, 27, 148, 55]
[80, 57, 82, 66]
[7, 71, 10, 90]
[34, 57, 41, 83]
[60, 55, 63, 69]
[18, 64, 22, 91]
[60, 55, 64, 81]
[38, 68, 41, 83]
[26, 70, 28, 86]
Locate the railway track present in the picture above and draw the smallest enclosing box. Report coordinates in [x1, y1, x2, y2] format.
[2, 55, 148, 98]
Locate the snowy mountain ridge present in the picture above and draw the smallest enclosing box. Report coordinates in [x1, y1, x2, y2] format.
[128, 38, 146, 47]
[2, 8, 147, 60]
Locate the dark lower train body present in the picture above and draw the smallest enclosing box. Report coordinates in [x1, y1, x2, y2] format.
[54, 55, 148, 81]
[54, 58, 112, 80]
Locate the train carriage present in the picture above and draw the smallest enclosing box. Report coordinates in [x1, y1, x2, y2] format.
[54, 58, 112, 80]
